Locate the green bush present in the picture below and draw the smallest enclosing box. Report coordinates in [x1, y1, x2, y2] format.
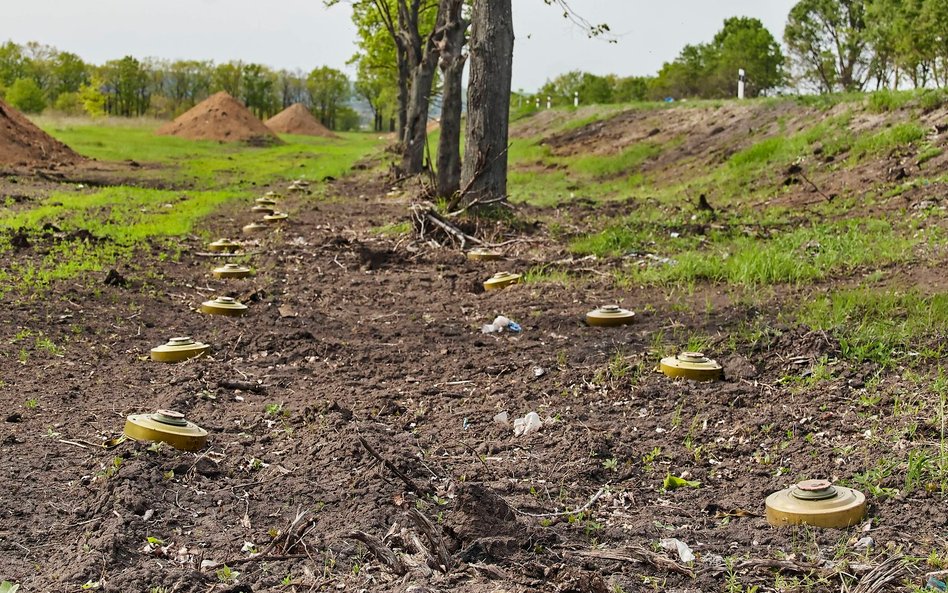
[5, 78, 46, 113]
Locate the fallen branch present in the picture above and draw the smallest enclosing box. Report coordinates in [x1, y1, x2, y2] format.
[408, 508, 453, 573]
[358, 435, 435, 496]
[508, 486, 606, 519]
[852, 556, 908, 593]
[346, 531, 407, 575]
[569, 546, 695, 579]
[410, 203, 483, 249]
[799, 170, 833, 202]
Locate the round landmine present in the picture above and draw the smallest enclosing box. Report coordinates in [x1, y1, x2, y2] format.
[483, 271, 522, 291]
[766, 479, 867, 528]
[213, 263, 253, 279]
[251, 204, 276, 214]
[150, 336, 211, 363]
[659, 352, 723, 381]
[207, 238, 242, 253]
[124, 409, 208, 452]
[586, 305, 635, 327]
[256, 196, 279, 206]
[467, 248, 504, 261]
[200, 296, 248, 317]
[262, 191, 282, 200]
[263, 211, 289, 224]
[242, 222, 268, 235]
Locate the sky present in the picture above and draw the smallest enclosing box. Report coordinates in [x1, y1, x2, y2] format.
[5, 0, 798, 91]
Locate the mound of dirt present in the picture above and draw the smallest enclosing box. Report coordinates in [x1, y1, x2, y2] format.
[0, 98, 84, 170]
[264, 103, 338, 138]
[156, 91, 281, 145]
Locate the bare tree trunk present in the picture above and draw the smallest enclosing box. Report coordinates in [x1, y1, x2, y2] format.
[401, 57, 439, 174]
[459, 0, 513, 206]
[436, 0, 467, 198]
[396, 54, 409, 140]
[399, 0, 447, 175]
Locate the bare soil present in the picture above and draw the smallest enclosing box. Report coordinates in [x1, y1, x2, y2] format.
[157, 92, 282, 145]
[265, 104, 338, 138]
[3, 99, 947, 592]
[0, 170, 940, 593]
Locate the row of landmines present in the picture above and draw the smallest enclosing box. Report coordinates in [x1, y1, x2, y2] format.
[123, 188, 868, 531]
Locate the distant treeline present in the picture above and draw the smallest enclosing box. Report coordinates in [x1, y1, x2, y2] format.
[524, 0, 948, 108]
[0, 41, 360, 130]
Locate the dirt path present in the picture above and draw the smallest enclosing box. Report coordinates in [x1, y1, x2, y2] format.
[0, 177, 936, 593]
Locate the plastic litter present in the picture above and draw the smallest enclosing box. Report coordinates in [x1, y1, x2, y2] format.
[493, 411, 509, 425]
[481, 315, 522, 334]
[660, 538, 695, 563]
[513, 412, 542, 436]
[927, 576, 947, 591]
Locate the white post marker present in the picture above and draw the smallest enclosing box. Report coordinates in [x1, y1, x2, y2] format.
[546, 95, 552, 109]
[535, 97, 540, 109]
[574, 91, 579, 107]
[738, 68, 746, 100]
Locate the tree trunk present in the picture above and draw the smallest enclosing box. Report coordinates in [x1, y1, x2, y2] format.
[459, 0, 514, 207]
[401, 57, 439, 174]
[399, 0, 449, 175]
[435, 0, 467, 198]
[396, 53, 410, 140]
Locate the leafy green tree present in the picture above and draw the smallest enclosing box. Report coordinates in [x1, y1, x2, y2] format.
[49, 51, 88, 100]
[78, 75, 106, 118]
[610, 75, 651, 103]
[0, 41, 28, 93]
[307, 66, 350, 129]
[918, 0, 948, 86]
[101, 56, 151, 116]
[784, 0, 870, 92]
[650, 44, 715, 99]
[539, 70, 614, 105]
[213, 62, 243, 98]
[241, 63, 277, 118]
[276, 69, 309, 109]
[6, 77, 46, 112]
[710, 17, 785, 96]
[52, 91, 84, 115]
[165, 59, 213, 112]
[650, 17, 783, 99]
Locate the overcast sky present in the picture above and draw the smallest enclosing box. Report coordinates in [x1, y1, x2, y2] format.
[5, 0, 798, 91]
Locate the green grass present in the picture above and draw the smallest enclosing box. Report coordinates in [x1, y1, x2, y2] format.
[601, 218, 917, 288]
[36, 116, 382, 189]
[850, 123, 925, 161]
[0, 118, 382, 294]
[800, 289, 948, 365]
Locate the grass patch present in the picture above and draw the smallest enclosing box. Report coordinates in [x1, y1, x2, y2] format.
[372, 221, 411, 236]
[610, 219, 917, 287]
[0, 118, 382, 294]
[799, 289, 948, 365]
[37, 116, 382, 189]
[850, 123, 925, 161]
[866, 89, 917, 113]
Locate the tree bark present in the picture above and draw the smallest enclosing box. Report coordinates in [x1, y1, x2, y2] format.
[401, 57, 439, 174]
[395, 52, 409, 139]
[460, 0, 513, 206]
[399, 0, 446, 175]
[435, 0, 467, 198]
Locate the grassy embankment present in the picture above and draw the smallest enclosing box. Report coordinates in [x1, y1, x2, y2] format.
[504, 91, 948, 369]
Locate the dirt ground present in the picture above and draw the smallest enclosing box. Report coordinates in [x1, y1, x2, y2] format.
[0, 156, 942, 593]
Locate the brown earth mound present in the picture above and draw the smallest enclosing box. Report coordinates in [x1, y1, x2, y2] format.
[0, 98, 84, 170]
[156, 91, 281, 145]
[265, 103, 338, 138]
